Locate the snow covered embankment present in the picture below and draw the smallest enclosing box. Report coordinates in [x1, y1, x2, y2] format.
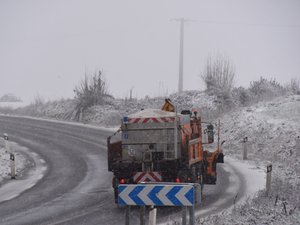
[198, 157, 265, 217]
[0, 141, 47, 203]
[202, 95, 300, 225]
[0, 144, 26, 183]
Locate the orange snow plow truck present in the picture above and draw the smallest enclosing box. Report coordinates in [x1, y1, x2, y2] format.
[107, 99, 224, 202]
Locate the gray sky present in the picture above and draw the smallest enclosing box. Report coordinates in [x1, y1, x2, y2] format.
[0, 0, 299, 102]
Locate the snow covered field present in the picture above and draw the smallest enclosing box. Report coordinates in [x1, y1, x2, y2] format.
[0, 101, 29, 109]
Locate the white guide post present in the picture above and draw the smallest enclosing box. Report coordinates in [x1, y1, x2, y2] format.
[242, 137, 248, 160]
[148, 206, 157, 225]
[4, 133, 15, 179]
[296, 136, 300, 158]
[266, 163, 272, 196]
[79, 108, 83, 122]
[10, 153, 16, 179]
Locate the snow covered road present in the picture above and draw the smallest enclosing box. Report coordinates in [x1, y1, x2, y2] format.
[0, 116, 265, 225]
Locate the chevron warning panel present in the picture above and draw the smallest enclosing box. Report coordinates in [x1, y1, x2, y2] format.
[128, 117, 175, 124]
[118, 184, 195, 206]
[133, 172, 162, 183]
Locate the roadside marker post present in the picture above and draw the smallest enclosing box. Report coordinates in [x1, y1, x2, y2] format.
[118, 183, 200, 225]
[189, 205, 195, 225]
[4, 133, 9, 151]
[10, 153, 16, 179]
[266, 163, 272, 195]
[3, 133, 16, 179]
[296, 136, 300, 158]
[148, 206, 157, 225]
[125, 206, 130, 225]
[242, 137, 248, 160]
[182, 206, 187, 225]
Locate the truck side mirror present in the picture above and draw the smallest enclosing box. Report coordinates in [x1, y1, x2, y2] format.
[207, 124, 214, 143]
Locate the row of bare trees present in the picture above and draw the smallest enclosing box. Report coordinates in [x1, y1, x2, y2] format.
[200, 54, 300, 109]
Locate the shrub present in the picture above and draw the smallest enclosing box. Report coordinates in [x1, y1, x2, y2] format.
[200, 54, 235, 96]
[289, 78, 300, 95]
[200, 54, 236, 111]
[249, 77, 286, 101]
[73, 70, 110, 120]
[232, 86, 252, 106]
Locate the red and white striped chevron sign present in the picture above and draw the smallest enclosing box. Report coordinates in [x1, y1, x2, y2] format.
[133, 172, 162, 183]
[118, 184, 196, 206]
[128, 117, 175, 124]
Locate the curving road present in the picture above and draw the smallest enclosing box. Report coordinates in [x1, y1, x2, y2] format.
[0, 116, 247, 225]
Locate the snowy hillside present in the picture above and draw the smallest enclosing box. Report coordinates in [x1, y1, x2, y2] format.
[199, 95, 300, 224]
[0, 91, 219, 127]
[221, 95, 300, 182]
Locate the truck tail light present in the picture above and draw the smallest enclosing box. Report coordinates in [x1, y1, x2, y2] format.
[176, 178, 180, 183]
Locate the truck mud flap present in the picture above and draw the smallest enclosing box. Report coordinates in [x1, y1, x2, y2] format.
[217, 153, 224, 163]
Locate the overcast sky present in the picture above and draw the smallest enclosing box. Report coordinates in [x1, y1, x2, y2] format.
[0, 0, 299, 102]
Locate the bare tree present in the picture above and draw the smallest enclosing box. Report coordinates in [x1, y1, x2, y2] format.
[73, 70, 109, 120]
[201, 54, 235, 96]
[290, 78, 300, 94]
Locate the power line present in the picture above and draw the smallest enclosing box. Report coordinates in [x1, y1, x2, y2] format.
[193, 19, 300, 29]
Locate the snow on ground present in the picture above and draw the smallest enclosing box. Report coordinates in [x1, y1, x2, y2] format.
[220, 95, 300, 184]
[0, 141, 47, 203]
[0, 142, 27, 183]
[226, 157, 265, 203]
[198, 157, 265, 217]
[200, 95, 300, 224]
[82, 91, 219, 126]
[0, 147, 13, 182]
[164, 157, 265, 225]
[0, 91, 218, 128]
[0, 101, 29, 109]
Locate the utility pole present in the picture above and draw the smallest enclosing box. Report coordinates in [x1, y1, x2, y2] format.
[173, 18, 191, 94]
[178, 18, 184, 94]
[129, 86, 134, 101]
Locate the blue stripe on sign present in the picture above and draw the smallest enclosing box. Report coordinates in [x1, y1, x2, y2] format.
[166, 186, 182, 206]
[118, 196, 127, 206]
[118, 185, 126, 194]
[118, 185, 127, 206]
[184, 187, 194, 204]
[147, 186, 164, 206]
[129, 186, 145, 205]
